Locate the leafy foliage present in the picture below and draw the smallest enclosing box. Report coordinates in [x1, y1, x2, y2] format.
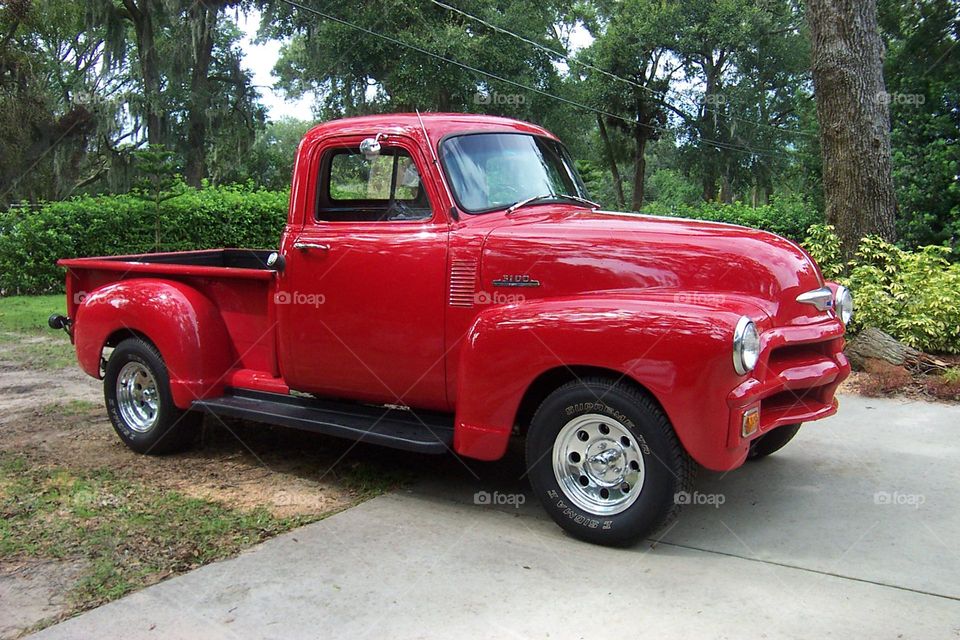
[801, 222, 844, 280]
[803, 224, 960, 353]
[879, 0, 960, 249]
[643, 193, 822, 242]
[0, 185, 288, 295]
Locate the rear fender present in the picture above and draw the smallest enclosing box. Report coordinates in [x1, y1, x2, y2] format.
[453, 293, 760, 466]
[74, 278, 234, 409]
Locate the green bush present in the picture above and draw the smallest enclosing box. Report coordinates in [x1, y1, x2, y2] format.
[0, 184, 289, 295]
[800, 222, 844, 280]
[641, 192, 822, 242]
[803, 224, 960, 354]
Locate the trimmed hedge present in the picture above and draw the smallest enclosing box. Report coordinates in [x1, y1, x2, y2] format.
[0, 185, 821, 295]
[641, 194, 822, 243]
[0, 185, 289, 295]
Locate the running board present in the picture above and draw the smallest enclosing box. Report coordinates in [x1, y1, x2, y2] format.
[192, 389, 454, 455]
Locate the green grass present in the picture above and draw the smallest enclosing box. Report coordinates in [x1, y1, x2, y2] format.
[3, 337, 77, 369]
[0, 453, 320, 614]
[0, 294, 65, 334]
[0, 294, 75, 368]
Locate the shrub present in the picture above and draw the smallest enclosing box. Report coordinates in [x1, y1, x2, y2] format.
[0, 184, 289, 295]
[800, 222, 844, 280]
[802, 224, 960, 354]
[642, 192, 821, 242]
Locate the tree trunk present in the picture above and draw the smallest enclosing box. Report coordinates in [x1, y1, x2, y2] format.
[846, 327, 948, 372]
[699, 53, 723, 202]
[807, 0, 897, 261]
[631, 130, 648, 211]
[123, 0, 164, 146]
[185, 1, 219, 187]
[597, 116, 624, 209]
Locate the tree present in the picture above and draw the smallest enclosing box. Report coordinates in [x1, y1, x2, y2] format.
[879, 0, 959, 249]
[88, 0, 263, 187]
[0, 0, 135, 205]
[574, 0, 680, 210]
[807, 0, 898, 260]
[267, 0, 568, 123]
[115, 0, 167, 146]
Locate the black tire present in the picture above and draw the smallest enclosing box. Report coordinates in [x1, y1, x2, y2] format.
[525, 377, 695, 546]
[747, 423, 801, 460]
[103, 337, 199, 455]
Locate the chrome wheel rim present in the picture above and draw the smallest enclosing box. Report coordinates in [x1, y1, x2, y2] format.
[116, 361, 160, 433]
[552, 413, 645, 516]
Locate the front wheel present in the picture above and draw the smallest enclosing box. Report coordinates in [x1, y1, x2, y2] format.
[747, 423, 801, 460]
[525, 377, 695, 546]
[104, 338, 199, 455]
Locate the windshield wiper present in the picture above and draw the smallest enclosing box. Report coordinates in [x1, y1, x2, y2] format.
[504, 193, 601, 215]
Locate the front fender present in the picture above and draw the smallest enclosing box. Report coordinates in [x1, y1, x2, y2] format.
[74, 278, 233, 409]
[453, 293, 761, 468]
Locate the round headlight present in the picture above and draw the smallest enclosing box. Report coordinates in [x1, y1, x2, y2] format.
[733, 316, 760, 375]
[835, 285, 854, 325]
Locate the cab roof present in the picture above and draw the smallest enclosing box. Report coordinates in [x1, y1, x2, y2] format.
[302, 112, 558, 147]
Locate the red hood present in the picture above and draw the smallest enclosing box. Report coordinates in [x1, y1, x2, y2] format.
[477, 206, 828, 326]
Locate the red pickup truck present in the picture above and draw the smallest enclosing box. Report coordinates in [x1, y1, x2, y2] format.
[51, 113, 852, 545]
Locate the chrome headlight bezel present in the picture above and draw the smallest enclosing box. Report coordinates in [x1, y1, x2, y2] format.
[733, 316, 760, 376]
[835, 285, 854, 325]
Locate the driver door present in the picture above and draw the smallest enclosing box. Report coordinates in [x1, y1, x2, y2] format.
[276, 134, 450, 411]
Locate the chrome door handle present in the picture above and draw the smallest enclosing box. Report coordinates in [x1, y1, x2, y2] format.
[293, 242, 330, 251]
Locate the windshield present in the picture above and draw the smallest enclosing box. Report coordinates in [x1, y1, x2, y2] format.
[440, 133, 589, 214]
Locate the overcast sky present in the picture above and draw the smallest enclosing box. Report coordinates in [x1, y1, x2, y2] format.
[237, 9, 315, 121]
[236, 9, 594, 122]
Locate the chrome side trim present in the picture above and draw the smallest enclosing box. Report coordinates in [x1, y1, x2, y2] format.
[796, 286, 834, 312]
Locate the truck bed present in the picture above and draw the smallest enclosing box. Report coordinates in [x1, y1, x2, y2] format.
[59, 248, 280, 381]
[59, 248, 277, 276]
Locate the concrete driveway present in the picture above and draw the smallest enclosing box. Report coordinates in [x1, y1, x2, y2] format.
[30, 394, 960, 639]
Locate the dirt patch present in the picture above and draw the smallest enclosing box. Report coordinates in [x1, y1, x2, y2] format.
[0, 337, 100, 421]
[0, 402, 400, 519]
[0, 559, 89, 639]
[839, 368, 960, 404]
[0, 335, 408, 518]
[0, 339, 419, 638]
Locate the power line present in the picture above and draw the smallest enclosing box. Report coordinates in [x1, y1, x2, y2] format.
[275, 0, 811, 160]
[426, 0, 817, 140]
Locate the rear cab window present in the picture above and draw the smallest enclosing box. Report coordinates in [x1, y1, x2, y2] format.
[318, 147, 432, 222]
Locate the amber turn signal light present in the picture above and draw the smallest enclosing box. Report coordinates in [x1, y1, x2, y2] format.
[741, 408, 760, 438]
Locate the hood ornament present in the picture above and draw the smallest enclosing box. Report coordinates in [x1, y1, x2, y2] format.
[796, 286, 834, 312]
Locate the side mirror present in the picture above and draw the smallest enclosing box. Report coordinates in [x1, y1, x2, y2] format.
[360, 133, 385, 160]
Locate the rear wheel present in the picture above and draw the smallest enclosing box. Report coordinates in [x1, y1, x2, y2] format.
[104, 338, 199, 455]
[748, 423, 801, 460]
[525, 377, 695, 546]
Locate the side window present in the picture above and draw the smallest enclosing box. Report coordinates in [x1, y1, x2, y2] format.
[318, 147, 432, 222]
